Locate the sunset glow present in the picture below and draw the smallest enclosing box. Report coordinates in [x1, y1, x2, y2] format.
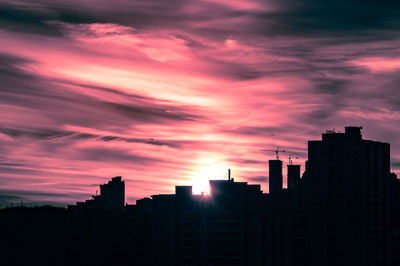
[189, 158, 230, 195]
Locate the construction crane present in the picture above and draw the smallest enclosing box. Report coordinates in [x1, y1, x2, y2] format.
[264, 147, 286, 160]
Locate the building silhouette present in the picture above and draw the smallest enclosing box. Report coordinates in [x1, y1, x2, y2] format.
[150, 178, 267, 266]
[0, 126, 399, 266]
[269, 160, 283, 193]
[287, 164, 300, 190]
[69, 176, 125, 210]
[301, 126, 391, 266]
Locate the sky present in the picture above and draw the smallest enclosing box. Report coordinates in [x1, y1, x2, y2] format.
[0, 0, 400, 207]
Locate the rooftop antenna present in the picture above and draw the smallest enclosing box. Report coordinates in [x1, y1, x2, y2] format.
[228, 169, 231, 181]
[288, 152, 299, 165]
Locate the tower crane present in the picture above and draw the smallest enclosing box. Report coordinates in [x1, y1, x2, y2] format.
[264, 147, 286, 160]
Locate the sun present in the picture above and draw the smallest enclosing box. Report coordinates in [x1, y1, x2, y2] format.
[192, 175, 210, 195]
[190, 158, 229, 195]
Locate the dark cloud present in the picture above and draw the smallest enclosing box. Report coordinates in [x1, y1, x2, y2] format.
[58, 80, 155, 101]
[0, 166, 51, 176]
[0, 6, 62, 36]
[2, 0, 400, 41]
[0, 188, 88, 208]
[375, 72, 400, 111]
[105, 102, 201, 122]
[230, 158, 266, 165]
[100, 136, 119, 141]
[0, 165, 108, 186]
[0, 126, 74, 139]
[0, 4, 101, 36]
[70, 133, 98, 140]
[227, 126, 288, 136]
[0, 193, 21, 208]
[306, 107, 336, 120]
[0, 126, 186, 148]
[76, 147, 165, 164]
[0, 52, 34, 74]
[313, 78, 349, 95]
[99, 135, 188, 149]
[0, 0, 196, 37]
[247, 175, 267, 183]
[0, 52, 203, 132]
[392, 161, 400, 168]
[205, 60, 266, 81]
[256, 0, 400, 37]
[0, 53, 40, 98]
[0, 162, 29, 167]
[0, 188, 72, 198]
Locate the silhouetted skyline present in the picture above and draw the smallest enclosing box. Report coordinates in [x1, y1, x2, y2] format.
[1, 127, 399, 266]
[1, 2, 399, 265]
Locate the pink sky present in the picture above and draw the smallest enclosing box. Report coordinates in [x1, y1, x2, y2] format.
[0, 0, 399, 206]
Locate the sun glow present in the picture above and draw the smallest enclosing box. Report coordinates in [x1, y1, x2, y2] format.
[190, 158, 229, 195]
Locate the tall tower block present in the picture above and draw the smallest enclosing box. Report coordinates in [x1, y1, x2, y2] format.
[269, 160, 283, 193]
[287, 164, 301, 190]
[304, 126, 391, 266]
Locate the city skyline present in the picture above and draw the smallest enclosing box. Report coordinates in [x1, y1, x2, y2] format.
[2, 126, 397, 266]
[2, 126, 396, 209]
[1, 0, 400, 207]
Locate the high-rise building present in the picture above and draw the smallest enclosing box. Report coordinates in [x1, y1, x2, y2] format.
[302, 126, 391, 266]
[269, 160, 283, 193]
[287, 164, 301, 190]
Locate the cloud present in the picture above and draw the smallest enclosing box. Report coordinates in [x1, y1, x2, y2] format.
[0, 193, 21, 207]
[0, 188, 88, 207]
[255, 0, 400, 36]
[0, 188, 72, 198]
[247, 175, 267, 183]
[75, 147, 166, 164]
[0, 3, 101, 36]
[2, 0, 400, 39]
[0, 52, 204, 134]
[226, 126, 289, 136]
[0, 126, 190, 149]
[229, 158, 266, 165]
[0, 126, 75, 139]
[105, 101, 200, 122]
